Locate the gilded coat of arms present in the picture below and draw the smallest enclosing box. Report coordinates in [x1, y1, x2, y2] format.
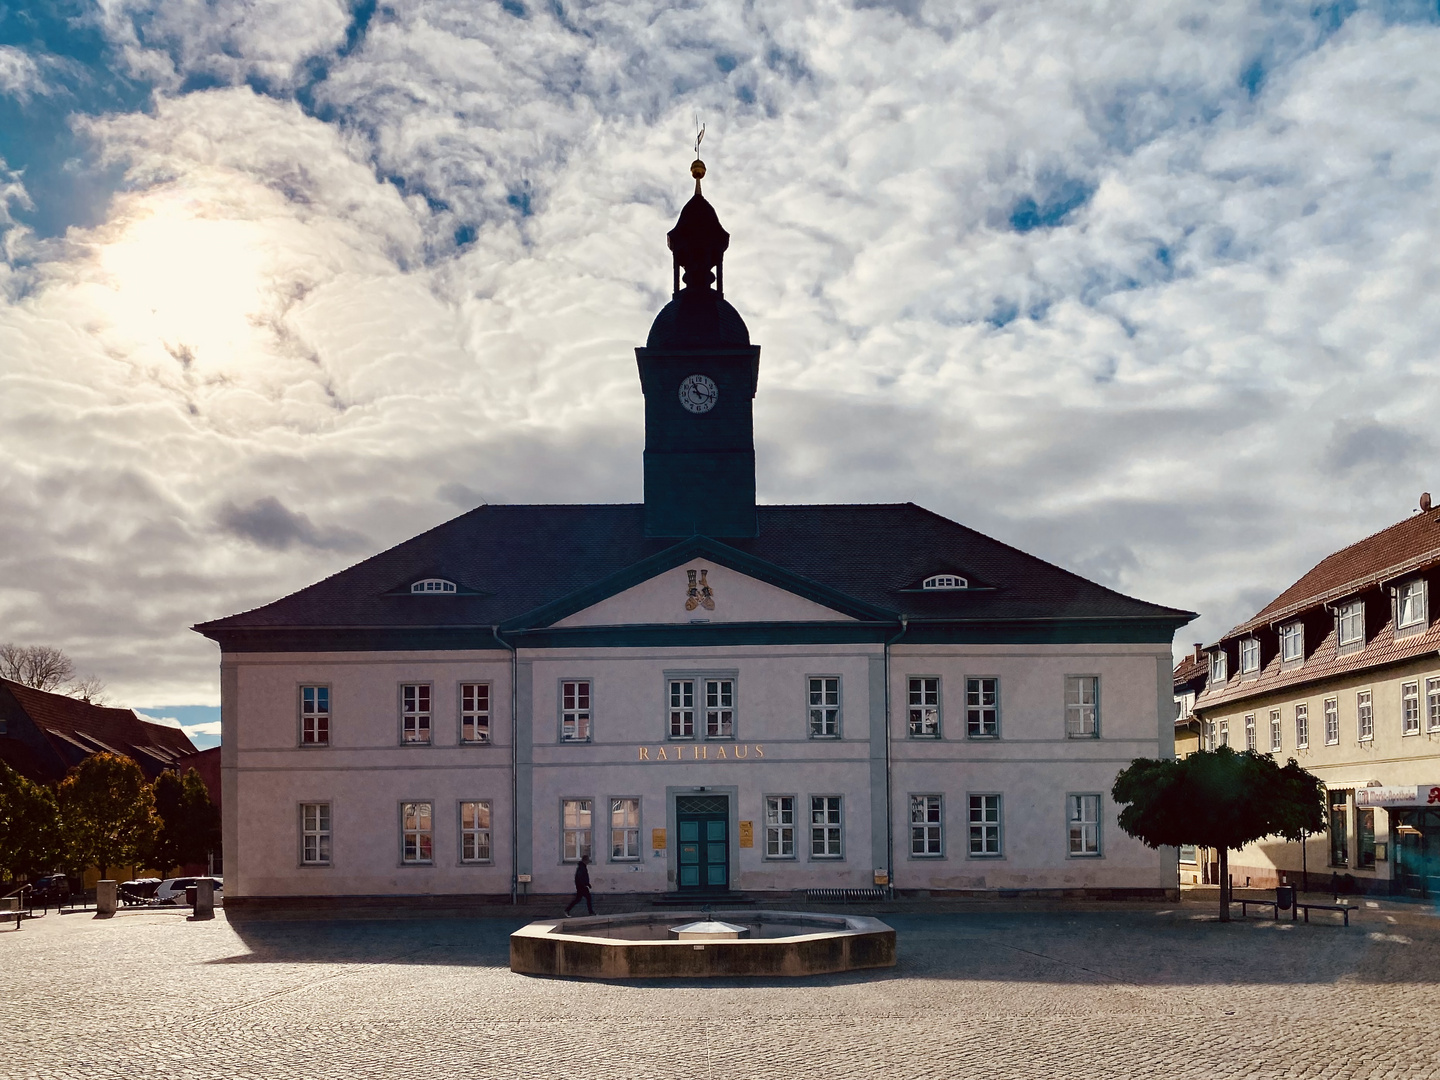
[685, 568, 715, 611]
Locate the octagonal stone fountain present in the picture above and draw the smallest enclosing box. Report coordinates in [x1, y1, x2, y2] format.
[510, 910, 895, 979]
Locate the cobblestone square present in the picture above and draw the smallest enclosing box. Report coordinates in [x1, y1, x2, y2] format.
[5, 897, 1439, 1079]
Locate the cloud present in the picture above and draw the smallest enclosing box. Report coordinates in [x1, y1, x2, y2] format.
[0, 46, 48, 103]
[217, 495, 368, 552]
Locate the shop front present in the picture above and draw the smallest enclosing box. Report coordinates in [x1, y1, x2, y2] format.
[1356, 785, 1440, 898]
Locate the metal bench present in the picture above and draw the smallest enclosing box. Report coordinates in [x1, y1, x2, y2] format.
[1234, 898, 1280, 919]
[805, 888, 887, 903]
[1296, 901, 1352, 926]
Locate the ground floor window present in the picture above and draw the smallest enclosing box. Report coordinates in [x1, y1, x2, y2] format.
[910, 794, 942, 856]
[968, 794, 1001, 856]
[563, 798, 593, 861]
[610, 798, 640, 860]
[1179, 844, 1197, 864]
[401, 802, 433, 864]
[1067, 794, 1101, 856]
[1358, 808, 1376, 870]
[300, 802, 331, 865]
[810, 796, 842, 858]
[460, 801, 491, 863]
[1329, 794, 1348, 867]
[766, 795, 796, 858]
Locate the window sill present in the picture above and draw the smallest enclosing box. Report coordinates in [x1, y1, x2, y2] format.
[1403, 729, 1420, 737]
[560, 738, 592, 745]
[908, 733, 942, 740]
[967, 734, 999, 741]
[399, 862, 435, 868]
[298, 743, 330, 749]
[762, 855, 798, 861]
[967, 853, 1004, 860]
[1065, 733, 1100, 740]
[1067, 852, 1103, 859]
[808, 734, 841, 740]
[460, 738, 492, 746]
[458, 861, 494, 867]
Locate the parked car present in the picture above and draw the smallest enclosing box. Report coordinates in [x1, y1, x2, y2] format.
[29, 874, 71, 907]
[120, 878, 162, 904]
[154, 876, 223, 905]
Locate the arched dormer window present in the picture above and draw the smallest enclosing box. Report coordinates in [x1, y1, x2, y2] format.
[922, 574, 968, 591]
[411, 578, 457, 594]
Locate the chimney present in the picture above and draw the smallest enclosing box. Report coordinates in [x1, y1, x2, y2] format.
[1422, 492, 1432, 513]
[1193, 643, 1204, 662]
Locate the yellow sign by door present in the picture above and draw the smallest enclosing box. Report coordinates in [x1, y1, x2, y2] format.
[652, 828, 667, 850]
[738, 821, 754, 848]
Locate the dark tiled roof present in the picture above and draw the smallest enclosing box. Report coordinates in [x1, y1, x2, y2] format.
[1173, 651, 1207, 689]
[1235, 510, 1440, 635]
[195, 503, 1192, 634]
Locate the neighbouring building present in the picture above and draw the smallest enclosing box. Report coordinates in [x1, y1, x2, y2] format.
[1194, 497, 1440, 897]
[196, 164, 1194, 905]
[1172, 644, 1212, 886]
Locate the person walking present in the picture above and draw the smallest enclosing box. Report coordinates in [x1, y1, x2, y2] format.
[564, 854, 593, 917]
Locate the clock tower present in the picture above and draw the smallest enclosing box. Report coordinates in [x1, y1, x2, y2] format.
[636, 160, 761, 538]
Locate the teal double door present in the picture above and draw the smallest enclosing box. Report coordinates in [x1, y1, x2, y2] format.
[676, 795, 729, 892]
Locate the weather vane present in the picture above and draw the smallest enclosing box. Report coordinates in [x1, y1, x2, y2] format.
[691, 114, 706, 192]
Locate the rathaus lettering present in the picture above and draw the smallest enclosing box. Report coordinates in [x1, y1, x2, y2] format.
[638, 744, 763, 761]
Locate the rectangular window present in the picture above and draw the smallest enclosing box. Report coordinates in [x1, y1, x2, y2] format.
[300, 803, 331, 865]
[460, 801, 491, 863]
[1398, 579, 1426, 630]
[1295, 703, 1309, 749]
[808, 677, 840, 738]
[765, 795, 796, 858]
[300, 685, 330, 746]
[460, 683, 490, 744]
[908, 677, 940, 737]
[910, 794, 943, 856]
[1324, 697, 1339, 745]
[1210, 651, 1227, 683]
[1219, 720, 1229, 747]
[705, 679, 734, 738]
[669, 679, 695, 739]
[1281, 621, 1304, 663]
[1067, 794, 1101, 857]
[401, 802, 433, 864]
[1205, 721, 1216, 751]
[1239, 637, 1259, 673]
[1428, 678, 1440, 732]
[1358, 807, 1376, 869]
[1329, 793, 1348, 867]
[401, 684, 431, 744]
[1403, 681, 1421, 736]
[810, 796, 843, 858]
[1244, 714, 1256, 751]
[561, 680, 591, 742]
[1179, 844, 1197, 864]
[968, 794, 1001, 856]
[966, 677, 999, 738]
[1065, 676, 1099, 738]
[1337, 600, 1364, 648]
[562, 798, 593, 862]
[1357, 690, 1373, 741]
[610, 798, 640, 860]
[1269, 710, 1282, 753]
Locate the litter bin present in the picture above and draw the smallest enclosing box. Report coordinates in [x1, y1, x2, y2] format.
[184, 885, 197, 908]
[1276, 884, 1296, 912]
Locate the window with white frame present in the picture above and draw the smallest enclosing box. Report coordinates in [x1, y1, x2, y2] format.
[1239, 637, 1260, 674]
[1428, 677, 1440, 733]
[1219, 720, 1229, 747]
[401, 802, 433, 864]
[1402, 681, 1420, 735]
[562, 798, 592, 861]
[1337, 600, 1365, 648]
[460, 801, 491, 863]
[1269, 709, 1282, 752]
[1210, 650, 1228, 683]
[1398, 579, 1427, 631]
[561, 680, 591, 742]
[1244, 714, 1256, 751]
[1065, 676, 1099, 738]
[410, 578, 457, 594]
[1324, 697, 1339, 745]
[908, 677, 940, 737]
[968, 794, 1001, 856]
[460, 683, 490, 743]
[765, 795, 796, 858]
[810, 796, 843, 858]
[1179, 844, 1197, 864]
[1357, 689, 1373, 741]
[706, 679, 734, 738]
[610, 798, 640, 860]
[1295, 703, 1309, 749]
[922, 574, 967, 590]
[300, 803, 331, 865]
[966, 678, 999, 738]
[300, 685, 330, 746]
[910, 794, 942, 856]
[401, 684, 431, 744]
[808, 677, 840, 737]
[1205, 721, 1216, 751]
[1281, 621, 1304, 663]
[1068, 794, 1101, 856]
[668, 679, 695, 739]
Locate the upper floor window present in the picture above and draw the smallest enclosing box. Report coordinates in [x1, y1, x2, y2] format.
[460, 683, 490, 743]
[1402, 681, 1420, 736]
[1269, 709, 1282, 753]
[1324, 697, 1339, 745]
[1244, 713, 1256, 751]
[1239, 637, 1260, 674]
[401, 684, 431, 744]
[561, 680, 591, 742]
[1357, 690, 1373, 741]
[922, 574, 968, 590]
[808, 677, 840, 738]
[705, 679, 734, 738]
[966, 677, 998, 738]
[1280, 621, 1304, 663]
[1295, 704, 1309, 749]
[1210, 650, 1227, 683]
[669, 679, 695, 739]
[1398, 579, 1427, 631]
[300, 685, 330, 746]
[410, 578, 457, 594]
[908, 677, 940, 737]
[1337, 601, 1365, 649]
[1064, 676, 1099, 738]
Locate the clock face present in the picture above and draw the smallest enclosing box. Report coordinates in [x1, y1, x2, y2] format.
[678, 373, 719, 414]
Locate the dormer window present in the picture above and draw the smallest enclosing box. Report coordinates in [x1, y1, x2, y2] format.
[1336, 600, 1364, 649]
[1209, 650, 1227, 684]
[922, 575, 968, 591]
[411, 578, 457, 594]
[1239, 637, 1260, 674]
[1397, 579, 1427, 631]
[1280, 621, 1304, 663]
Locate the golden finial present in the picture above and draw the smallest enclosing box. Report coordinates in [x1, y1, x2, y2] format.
[691, 116, 706, 194]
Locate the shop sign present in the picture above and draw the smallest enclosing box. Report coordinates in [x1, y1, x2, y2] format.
[1356, 785, 1440, 807]
[738, 821, 754, 848]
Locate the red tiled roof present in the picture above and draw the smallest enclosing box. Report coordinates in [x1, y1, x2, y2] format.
[1173, 651, 1207, 687]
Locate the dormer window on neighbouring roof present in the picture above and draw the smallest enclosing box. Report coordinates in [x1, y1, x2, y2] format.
[922, 575, 968, 591]
[1337, 600, 1364, 648]
[1397, 579, 1427, 631]
[1280, 620, 1304, 663]
[411, 578, 457, 594]
[1210, 650, 1227, 684]
[1239, 637, 1260, 674]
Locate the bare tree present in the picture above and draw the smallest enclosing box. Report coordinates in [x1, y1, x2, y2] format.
[68, 674, 109, 705]
[0, 644, 76, 692]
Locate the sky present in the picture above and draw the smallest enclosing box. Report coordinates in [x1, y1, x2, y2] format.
[3, 0, 1440, 748]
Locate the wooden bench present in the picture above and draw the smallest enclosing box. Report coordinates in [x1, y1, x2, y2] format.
[1296, 901, 1352, 926]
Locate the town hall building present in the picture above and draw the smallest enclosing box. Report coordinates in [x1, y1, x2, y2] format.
[196, 162, 1194, 904]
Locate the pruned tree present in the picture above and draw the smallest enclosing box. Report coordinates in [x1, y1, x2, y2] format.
[1112, 746, 1327, 921]
[0, 761, 63, 882]
[56, 753, 158, 881]
[147, 768, 220, 873]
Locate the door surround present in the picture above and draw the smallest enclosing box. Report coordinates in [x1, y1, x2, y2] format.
[665, 784, 739, 892]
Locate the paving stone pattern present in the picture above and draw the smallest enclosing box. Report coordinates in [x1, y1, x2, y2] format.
[4, 898, 1440, 1079]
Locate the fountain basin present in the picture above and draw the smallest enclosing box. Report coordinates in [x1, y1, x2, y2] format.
[510, 910, 895, 978]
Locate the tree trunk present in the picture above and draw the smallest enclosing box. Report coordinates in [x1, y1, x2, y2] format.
[1218, 848, 1229, 922]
